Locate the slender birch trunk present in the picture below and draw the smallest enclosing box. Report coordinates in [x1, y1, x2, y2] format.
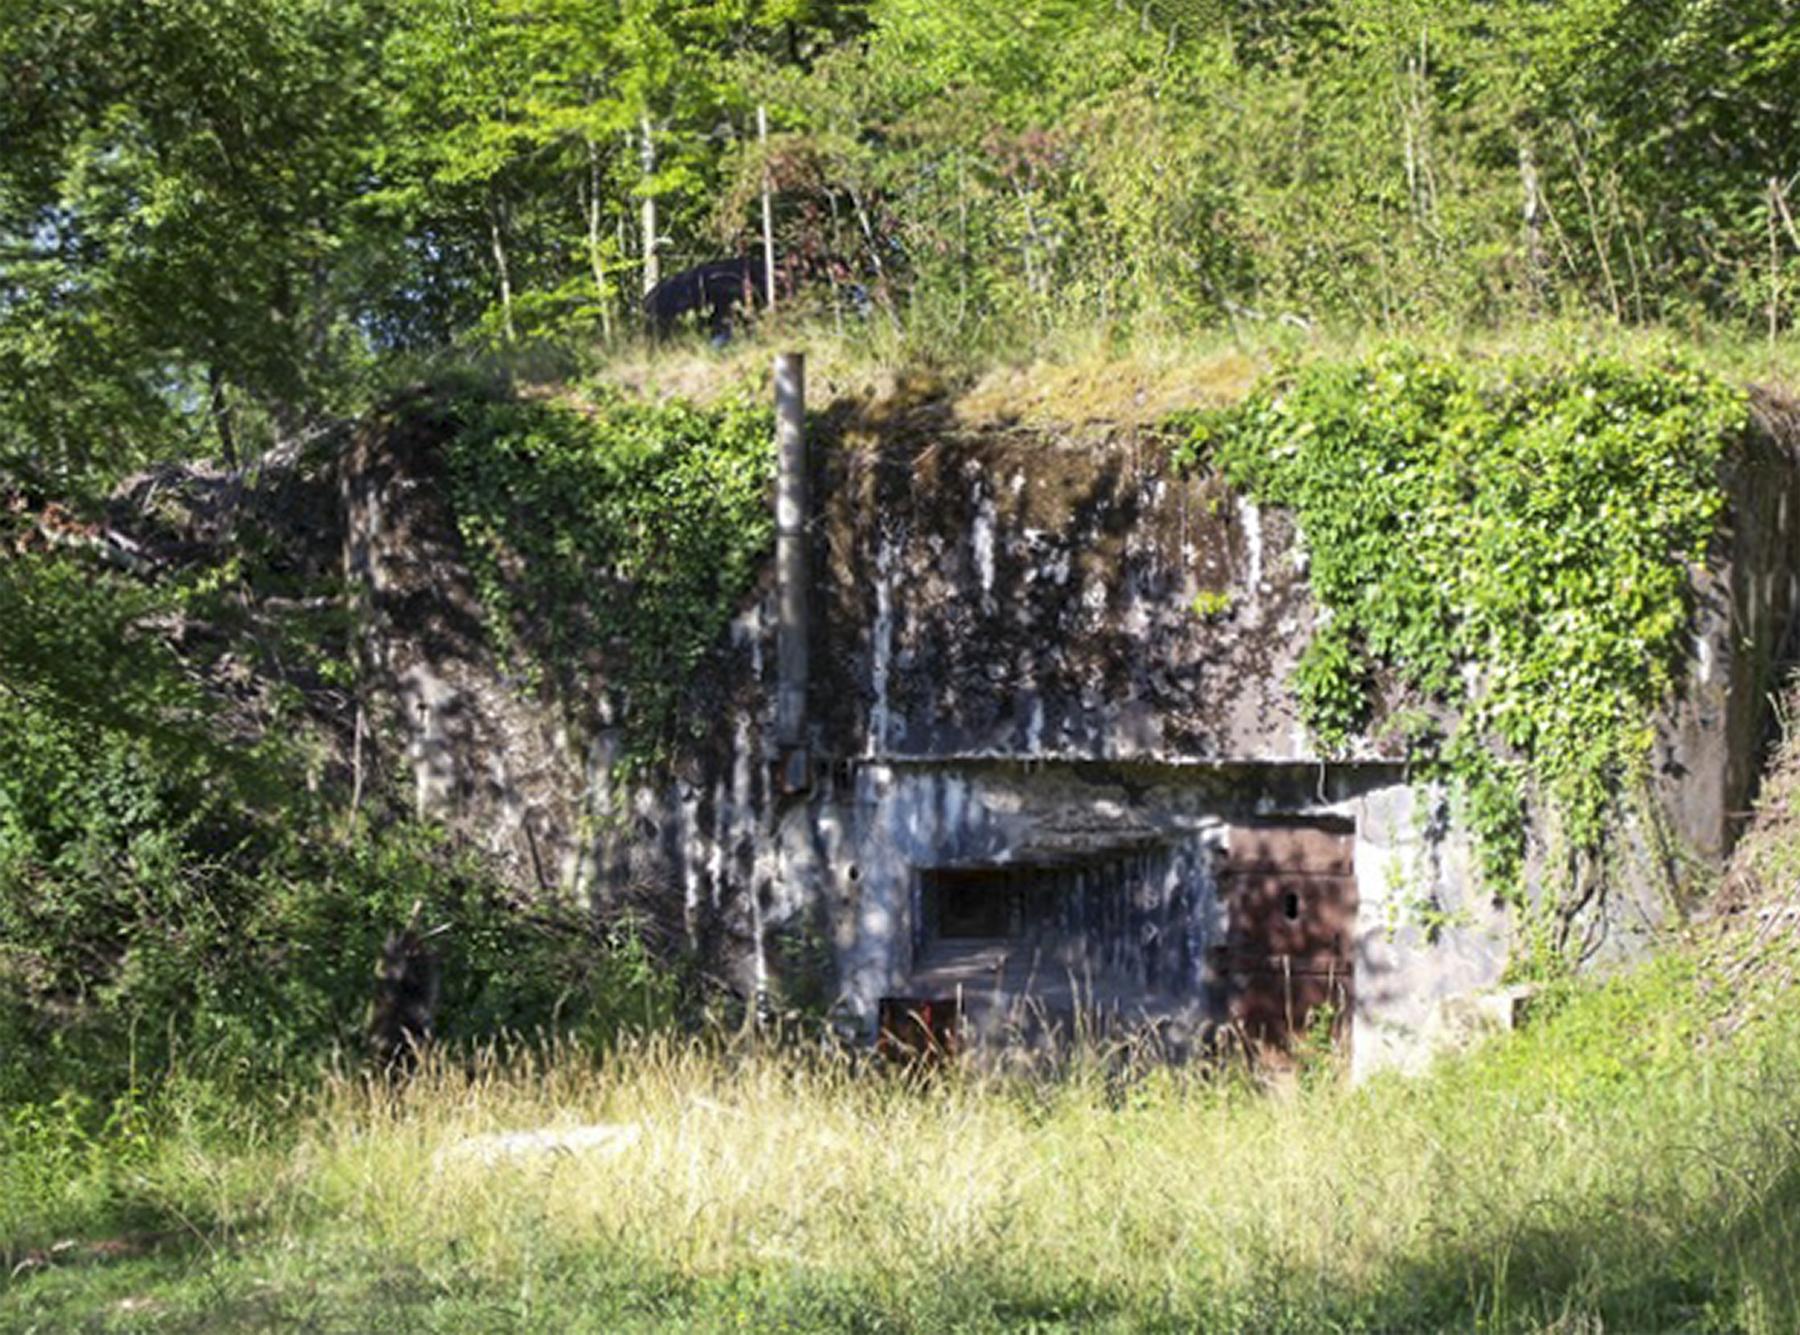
[585, 135, 614, 344]
[640, 117, 659, 297]
[488, 193, 517, 343]
[759, 105, 777, 315]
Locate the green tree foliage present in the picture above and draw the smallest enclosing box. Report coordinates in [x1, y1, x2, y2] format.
[10, 0, 1799, 485]
[366, 0, 829, 345]
[731, 0, 1799, 351]
[0, 0, 388, 478]
[1502, 0, 1800, 322]
[0, 0, 877, 481]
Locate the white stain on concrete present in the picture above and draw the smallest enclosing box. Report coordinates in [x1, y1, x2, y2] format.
[972, 489, 997, 601]
[869, 530, 898, 756]
[1236, 494, 1264, 591]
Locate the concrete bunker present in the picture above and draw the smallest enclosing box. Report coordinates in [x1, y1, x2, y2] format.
[754, 369, 1800, 1076]
[347, 364, 1800, 1078]
[811, 757, 1455, 1077]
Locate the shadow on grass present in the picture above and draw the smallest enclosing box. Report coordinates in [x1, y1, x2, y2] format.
[2, 1243, 1156, 1335]
[1319, 1153, 1800, 1333]
[0, 1252, 456, 1335]
[1, 1198, 281, 1333]
[6, 1197, 1797, 1335]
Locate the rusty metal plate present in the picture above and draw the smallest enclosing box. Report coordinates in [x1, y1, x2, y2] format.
[1212, 948, 1354, 977]
[1223, 823, 1354, 875]
[1224, 965, 1353, 1051]
[1220, 823, 1357, 1055]
[877, 996, 960, 1062]
[1219, 871, 1356, 959]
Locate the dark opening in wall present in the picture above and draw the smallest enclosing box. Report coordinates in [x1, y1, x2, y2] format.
[908, 850, 1173, 996]
[938, 872, 1012, 937]
[895, 844, 1207, 1031]
[922, 867, 1065, 942]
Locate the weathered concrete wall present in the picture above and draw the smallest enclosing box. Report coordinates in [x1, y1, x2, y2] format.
[342, 395, 592, 894]
[339, 387, 1800, 1078]
[1722, 395, 1800, 845]
[811, 418, 1406, 765]
[772, 759, 1506, 1080]
[1595, 389, 1800, 962]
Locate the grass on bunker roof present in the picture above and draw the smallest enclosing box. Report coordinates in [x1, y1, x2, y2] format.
[577, 311, 1800, 428]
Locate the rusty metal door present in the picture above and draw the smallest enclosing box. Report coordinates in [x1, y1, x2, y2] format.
[877, 996, 961, 1063]
[1216, 823, 1356, 1055]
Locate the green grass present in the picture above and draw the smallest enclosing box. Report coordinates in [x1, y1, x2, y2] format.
[5, 937, 1800, 1333]
[582, 313, 1800, 425]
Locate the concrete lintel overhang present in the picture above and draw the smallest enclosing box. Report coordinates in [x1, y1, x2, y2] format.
[921, 838, 1167, 872]
[846, 753, 1413, 780]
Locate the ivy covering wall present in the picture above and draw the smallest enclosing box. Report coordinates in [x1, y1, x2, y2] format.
[442, 390, 776, 766]
[1179, 349, 1748, 944]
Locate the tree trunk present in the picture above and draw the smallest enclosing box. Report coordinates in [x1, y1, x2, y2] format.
[1775, 177, 1785, 348]
[759, 105, 777, 314]
[488, 193, 518, 343]
[1562, 122, 1622, 321]
[208, 365, 239, 469]
[640, 117, 660, 297]
[585, 135, 615, 344]
[848, 182, 900, 332]
[1518, 133, 1547, 312]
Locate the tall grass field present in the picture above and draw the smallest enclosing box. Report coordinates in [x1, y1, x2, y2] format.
[5, 930, 1800, 1333]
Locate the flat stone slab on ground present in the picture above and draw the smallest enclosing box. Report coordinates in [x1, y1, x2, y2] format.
[436, 1122, 642, 1168]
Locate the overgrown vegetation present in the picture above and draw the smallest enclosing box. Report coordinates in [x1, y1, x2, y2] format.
[0, 530, 681, 1122]
[6, 931, 1800, 1331]
[1179, 347, 1747, 938]
[442, 389, 775, 765]
[6, 2, 1800, 1326]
